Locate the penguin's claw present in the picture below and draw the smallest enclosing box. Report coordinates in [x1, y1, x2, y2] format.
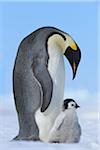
[13, 135, 41, 141]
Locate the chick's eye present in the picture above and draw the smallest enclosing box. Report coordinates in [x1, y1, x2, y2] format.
[71, 104, 74, 106]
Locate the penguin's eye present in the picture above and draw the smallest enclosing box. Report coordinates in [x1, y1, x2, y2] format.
[70, 103, 76, 107]
[68, 102, 76, 109]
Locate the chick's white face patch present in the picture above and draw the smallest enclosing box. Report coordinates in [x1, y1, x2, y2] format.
[68, 101, 76, 109]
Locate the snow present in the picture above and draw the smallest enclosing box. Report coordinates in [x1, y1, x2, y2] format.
[0, 93, 100, 150]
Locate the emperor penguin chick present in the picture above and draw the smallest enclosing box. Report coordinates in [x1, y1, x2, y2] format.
[48, 99, 81, 143]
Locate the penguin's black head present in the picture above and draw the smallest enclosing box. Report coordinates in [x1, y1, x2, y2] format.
[47, 32, 81, 80]
[63, 99, 80, 110]
[61, 34, 81, 80]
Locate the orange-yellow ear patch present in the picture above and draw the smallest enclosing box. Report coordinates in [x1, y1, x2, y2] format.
[67, 36, 77, 51]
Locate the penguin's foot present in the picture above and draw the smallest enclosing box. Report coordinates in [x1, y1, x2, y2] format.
[13, 135, 41, 141]
[49, 140, 60, 143]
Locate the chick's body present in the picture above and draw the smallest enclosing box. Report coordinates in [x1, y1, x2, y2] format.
[48, 99, 81, 143]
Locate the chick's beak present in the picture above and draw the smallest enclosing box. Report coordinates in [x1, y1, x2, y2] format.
[76, 104, 80, 109]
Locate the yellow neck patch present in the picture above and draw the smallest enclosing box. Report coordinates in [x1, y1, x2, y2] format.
[47, 33, 78, 53]
[67, 36, 77, 51]
[47, 34, 66, 53]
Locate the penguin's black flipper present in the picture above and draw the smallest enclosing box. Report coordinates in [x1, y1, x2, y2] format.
[32, 63, 53, 112]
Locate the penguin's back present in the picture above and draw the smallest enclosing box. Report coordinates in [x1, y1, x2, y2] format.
[14, 27, 66, 73]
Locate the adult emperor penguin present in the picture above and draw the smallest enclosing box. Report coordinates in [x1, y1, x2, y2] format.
[48, 99, 81, 143]
[13, 27, 81, 141]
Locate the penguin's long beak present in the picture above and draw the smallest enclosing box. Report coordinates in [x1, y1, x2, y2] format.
[64, 45, 81, 79]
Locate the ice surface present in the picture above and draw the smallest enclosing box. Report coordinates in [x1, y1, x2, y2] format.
[0, 94, 99, 150]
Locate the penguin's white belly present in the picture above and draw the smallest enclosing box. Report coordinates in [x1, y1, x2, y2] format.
[35, 45, 65, 141]
[45, 45, 65, 115]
